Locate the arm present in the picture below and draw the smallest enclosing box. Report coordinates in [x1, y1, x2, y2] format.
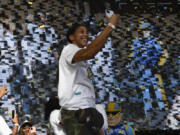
[174, 114, 180, 121]
[99, 128, 105, 135]
[0, 85, 10, 99]
[53, 51, 60, 61]
[12, 114, 19, 135]
[72, 14, 120, 63]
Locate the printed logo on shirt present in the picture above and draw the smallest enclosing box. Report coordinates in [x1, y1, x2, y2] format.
[74, 91, 81, 95]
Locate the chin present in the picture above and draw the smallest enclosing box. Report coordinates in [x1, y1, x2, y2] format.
[82, 44, 87, 47]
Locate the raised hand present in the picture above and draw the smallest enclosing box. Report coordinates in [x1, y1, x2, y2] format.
[0, 85, 10, 99]
[106, 14, 120, 27]
[12, 113, 19, 125]
[12, 113, 19, 135]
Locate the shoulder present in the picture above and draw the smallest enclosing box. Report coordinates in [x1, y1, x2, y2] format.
[60, 43, 82, 65]
[124, 125, 136, 135]
[66, 43, 79, 49]
[62, 44, 79, 54]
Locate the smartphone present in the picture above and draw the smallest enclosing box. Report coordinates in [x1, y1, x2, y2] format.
[105, 9, 114, 18]
[12, 110, 15, 119]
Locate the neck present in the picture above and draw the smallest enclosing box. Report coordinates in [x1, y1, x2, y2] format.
[72, 42, 83, 48]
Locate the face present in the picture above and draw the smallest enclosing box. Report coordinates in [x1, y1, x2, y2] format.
[70, 26, 88, 48]
[143, 30, 151, 38]
[107, 112, 122, 127]
[22, 125, 31, 135]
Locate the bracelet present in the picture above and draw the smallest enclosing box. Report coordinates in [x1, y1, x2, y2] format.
[14, 123, 19, 126]
[108, 23, 116, 29]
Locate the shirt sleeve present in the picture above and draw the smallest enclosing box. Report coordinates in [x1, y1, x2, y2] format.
[64, 44, 81, 65]
[0, 116, 12, 135]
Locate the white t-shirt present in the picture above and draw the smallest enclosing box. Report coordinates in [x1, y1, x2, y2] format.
[0, 115, 12, 135]
[50, 110, 66, 135]
[58, 44, 96, 110]
[96, 104, 108, 130]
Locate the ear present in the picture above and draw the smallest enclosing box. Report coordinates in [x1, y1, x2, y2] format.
[69, 35, 74, 42]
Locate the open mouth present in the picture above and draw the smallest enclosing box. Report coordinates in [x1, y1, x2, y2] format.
[108, 116, 122, 126]
[108, 113, 122, 126]
[108, 118, 118, 123]
[82, 38, 87, 42]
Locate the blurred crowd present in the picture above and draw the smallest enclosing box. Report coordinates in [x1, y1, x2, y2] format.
[0, 85, 136, 135]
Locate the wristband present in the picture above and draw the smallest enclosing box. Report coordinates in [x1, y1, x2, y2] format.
[108, 23, 116, 29]
[14, 123, 19, 126]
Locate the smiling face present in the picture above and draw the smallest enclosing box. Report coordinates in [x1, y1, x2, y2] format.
[69, 26, 88, 48]
[107, 111, 122, 127]
[22, 125, 31, 135]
